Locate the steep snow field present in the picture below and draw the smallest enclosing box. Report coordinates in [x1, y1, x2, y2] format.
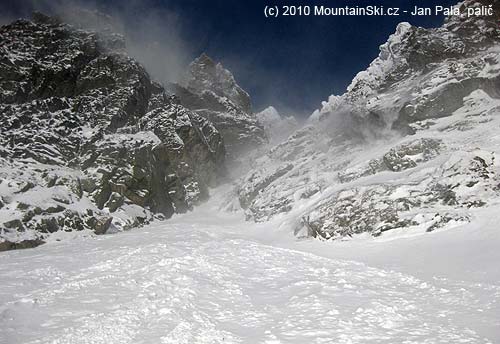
[1, 189, 499, 344]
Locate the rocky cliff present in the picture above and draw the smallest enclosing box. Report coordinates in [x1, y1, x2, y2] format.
[0, 13, 225, 250]
[169, 54, 267, 162]
[233, 0, 500, 239]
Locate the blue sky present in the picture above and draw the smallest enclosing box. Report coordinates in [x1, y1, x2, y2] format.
[1, 0, 459, 115]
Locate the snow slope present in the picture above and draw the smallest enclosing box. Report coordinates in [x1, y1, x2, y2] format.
[1, 191, 499, 343]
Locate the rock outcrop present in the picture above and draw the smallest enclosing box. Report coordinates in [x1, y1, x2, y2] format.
[0, 13, 225, 249]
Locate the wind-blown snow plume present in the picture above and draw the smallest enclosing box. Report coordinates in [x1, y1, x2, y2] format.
[12, 0, 194, 84]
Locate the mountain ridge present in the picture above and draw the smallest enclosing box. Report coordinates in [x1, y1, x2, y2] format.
[232, 0, 500, 240]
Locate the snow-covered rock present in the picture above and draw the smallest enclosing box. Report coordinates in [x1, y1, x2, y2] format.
[313, 0, 500, 135]
[234, 0, 500, 240]
[0, 13, 225, 249]
[184, 53, 252, 113]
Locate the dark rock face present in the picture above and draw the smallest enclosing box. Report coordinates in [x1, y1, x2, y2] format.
[169, 54, 267, 161]
[398, 5, 500, 128]
[0, 14, 225, 249]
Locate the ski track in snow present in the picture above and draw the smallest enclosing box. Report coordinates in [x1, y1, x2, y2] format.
[1, 218, 499, 344]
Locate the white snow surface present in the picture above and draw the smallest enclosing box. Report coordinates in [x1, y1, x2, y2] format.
[1, 188, 499, 344]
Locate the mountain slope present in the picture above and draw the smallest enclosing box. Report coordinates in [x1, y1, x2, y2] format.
[0, 13, 225, 250]
[233, 0, 500, 240]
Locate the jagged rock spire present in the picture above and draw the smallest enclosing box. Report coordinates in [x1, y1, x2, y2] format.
[184, 53, 252, 113]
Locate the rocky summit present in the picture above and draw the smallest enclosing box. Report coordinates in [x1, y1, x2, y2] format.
[0, 13, 226, 250]
[169, 54, 267, 163]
